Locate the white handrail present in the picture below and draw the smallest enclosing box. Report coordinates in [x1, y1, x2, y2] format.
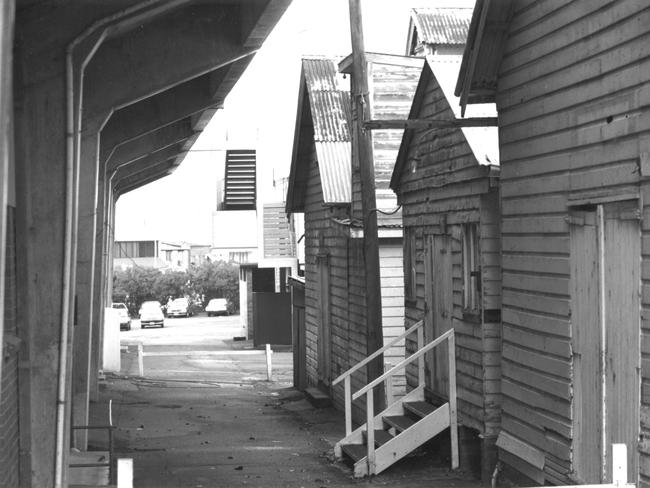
[332, 320, 423, 386]
[353, 328, 454, 401]
[344, 327, 458, 475]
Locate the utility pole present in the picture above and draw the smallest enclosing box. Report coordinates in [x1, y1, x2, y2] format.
[348, 0, 384, 404]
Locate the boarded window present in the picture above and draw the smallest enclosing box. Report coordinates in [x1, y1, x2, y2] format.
[461, 224, 480, 311]
[404, 228, 417, 301]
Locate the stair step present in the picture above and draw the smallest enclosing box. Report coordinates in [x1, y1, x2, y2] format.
[362, 429, 394, 447]
[304, 387, 332, 408]
[403, 401, 437, 418]
[341, 443, 367, 463]
[383, 415, 417, 432]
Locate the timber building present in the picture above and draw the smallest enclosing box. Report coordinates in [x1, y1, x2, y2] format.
[390, 53, 500, 480]
[286, 54, 421, 421]
[457, 1, 650, 486]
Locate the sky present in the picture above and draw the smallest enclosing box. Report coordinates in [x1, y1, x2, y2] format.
[115, 0, 475, 245]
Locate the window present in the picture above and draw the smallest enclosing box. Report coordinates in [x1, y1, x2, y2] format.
[462, 224, 480, 311]
[404, 228, 417, 302]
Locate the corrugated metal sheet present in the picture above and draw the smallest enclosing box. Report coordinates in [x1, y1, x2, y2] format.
[302, 58, 351, 142]
[411, 8, 472, 46]
[314, 142, 350, 204]
[303, 58, 352, 204]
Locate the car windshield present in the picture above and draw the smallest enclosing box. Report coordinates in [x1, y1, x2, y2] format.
[141, 302, 160, 310]
[210, 299, 226, 306]
[171, 298, 187, 306]
[112, 303, 127, 309]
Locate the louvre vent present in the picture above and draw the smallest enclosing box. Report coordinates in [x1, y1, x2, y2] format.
[263, 203, 295, 259]
[224, 149, 256, 210]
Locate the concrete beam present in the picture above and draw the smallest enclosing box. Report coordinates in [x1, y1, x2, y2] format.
[115, 159, 178, 196]
[84, 3, 247, 118]
[105, 118, 194, 172]
[99, 72, 225, 163]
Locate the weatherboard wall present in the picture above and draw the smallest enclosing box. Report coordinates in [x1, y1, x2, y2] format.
[490, 1, 650, 485]
[393, 61, 501, 440]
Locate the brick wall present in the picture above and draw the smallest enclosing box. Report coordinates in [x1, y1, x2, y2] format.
[0, 207, 20, 488]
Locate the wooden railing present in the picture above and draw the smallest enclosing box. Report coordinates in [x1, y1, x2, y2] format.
[333, 320, 458, 474]
[332, 320, 426, 436]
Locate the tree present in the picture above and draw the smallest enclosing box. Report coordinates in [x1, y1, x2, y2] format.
[113, 266, 163, 315]
[188, 260, 239, 313]
[112, 260, 240, 315]
[155, 270, 189, 303]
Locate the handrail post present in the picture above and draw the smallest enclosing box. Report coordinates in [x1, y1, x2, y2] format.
[385, 362, 394, 406]
[344, 376, 352, 436]
[417, 326, 424, 386]
[366, 388, 375, 475]
[448, 332, 459, 469]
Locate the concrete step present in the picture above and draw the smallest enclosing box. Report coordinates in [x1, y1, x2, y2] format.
[304, 387, 332, 408]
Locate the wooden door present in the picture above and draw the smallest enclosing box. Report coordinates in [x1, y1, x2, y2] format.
[571, 201, 640, 483]
[424, 234, 453, 398]
[317, 255, 331, 385]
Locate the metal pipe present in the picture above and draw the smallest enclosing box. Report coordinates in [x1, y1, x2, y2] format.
[58, 2, 188, 486]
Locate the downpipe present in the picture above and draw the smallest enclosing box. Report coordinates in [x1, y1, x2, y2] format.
[58, 2, 182, 486]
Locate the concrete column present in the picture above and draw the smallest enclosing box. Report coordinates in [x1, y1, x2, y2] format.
[89, 172, 109, 402]
[14, 68, 70, 488]
[72, 130, 100, 448]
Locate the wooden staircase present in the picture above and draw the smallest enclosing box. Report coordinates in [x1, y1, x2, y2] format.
[333, 322, 458, 477]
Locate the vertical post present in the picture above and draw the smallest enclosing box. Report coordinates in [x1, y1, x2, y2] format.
[448, 333, 459, 469]
[385, 367, 394, 406]
[417, 325, 425, 386]
[366, 388, 375, 475]
[612, 444, 627, 487]
[348, 0, 384, 408]
[345, 376, 352, 436]
[117, 458, 133, 488]
[266, 343, 273, 381]
[597, 204, 608, 481]
[137, 343, 143, 377]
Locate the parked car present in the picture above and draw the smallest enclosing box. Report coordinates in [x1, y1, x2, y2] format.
[167, 297, 192, 318]
[205, 298, 229, 317]
[112, 302, 131, 331]
[139, 301, 165, 328]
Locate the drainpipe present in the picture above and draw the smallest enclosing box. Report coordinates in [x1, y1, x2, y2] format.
[59, 3, 259, 485]
[59, 3, 184, 486]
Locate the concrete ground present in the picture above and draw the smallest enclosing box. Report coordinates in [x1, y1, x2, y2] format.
[90, 314, 485, 487]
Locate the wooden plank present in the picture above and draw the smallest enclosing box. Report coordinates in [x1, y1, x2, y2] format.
[497, 431, 545, 470]
[364, 117, 498, 130]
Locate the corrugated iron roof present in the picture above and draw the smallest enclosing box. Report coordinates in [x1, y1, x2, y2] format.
[302, 58, 351, 142]
[302, 58, 352, 204]
[411, 8, 472, 46]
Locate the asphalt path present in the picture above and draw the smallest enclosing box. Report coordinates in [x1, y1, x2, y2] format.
[119, 314, 293, 385]
[96, 314, 479, 487]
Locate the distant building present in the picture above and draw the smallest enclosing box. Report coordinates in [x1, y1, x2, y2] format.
[212, 147, 297, 342]
[113, 240, 190, 272]
[212, 149, 259, 264]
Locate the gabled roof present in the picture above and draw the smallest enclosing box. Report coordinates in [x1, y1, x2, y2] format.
[410, 7, 473, 45]
[390, 55, 499, 191]
[406, 7, 472, 54]
[286, 57, 351, 212]
[455, 0, 514, 112]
